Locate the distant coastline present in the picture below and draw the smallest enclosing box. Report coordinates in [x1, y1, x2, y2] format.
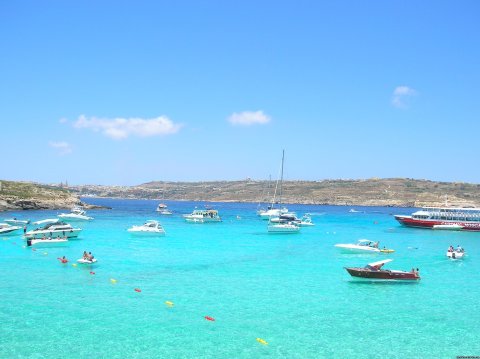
[2, 178, 479, 211]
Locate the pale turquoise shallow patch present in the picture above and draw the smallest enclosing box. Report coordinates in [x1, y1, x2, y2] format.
[1, 199, 479, 358]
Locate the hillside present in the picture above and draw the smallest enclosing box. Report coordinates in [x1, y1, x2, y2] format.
[0, 180, 81, 211]
[69, 178, 480, 207]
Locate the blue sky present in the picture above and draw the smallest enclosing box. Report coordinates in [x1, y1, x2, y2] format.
[1, 1, 479, 185]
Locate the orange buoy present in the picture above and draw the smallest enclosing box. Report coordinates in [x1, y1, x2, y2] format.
[90, 271, 95, 275]
[204, 316, 215, 321]
[134, 288, 142, 292]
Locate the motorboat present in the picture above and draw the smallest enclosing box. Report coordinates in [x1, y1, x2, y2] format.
[432, 224, 463, 231]
[4, 218, 30, 225]
[26, 236, 68, 247]
[156, 203, 168, 211]
[446, 246, 465, 259]
[25, 221, 81, 239]
[184, 209, 221, 223]
[267, 221, 300, 233]
[344, 259, 420, 281]
[127, 220, 166, 235]
[58, 206, 93, 221]
[335, 239, 382, 253]
[298, 214, 315, 227]
[157, 208, 173, 215]
[258, 207, 290, 220]
[0, 223, 22, 235]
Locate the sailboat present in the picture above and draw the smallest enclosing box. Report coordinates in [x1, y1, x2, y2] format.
[267, 150, 300, 234]
[259, 161, 291, 220]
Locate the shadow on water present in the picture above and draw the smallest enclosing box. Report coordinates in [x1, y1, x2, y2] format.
[346, 279, 420, 285]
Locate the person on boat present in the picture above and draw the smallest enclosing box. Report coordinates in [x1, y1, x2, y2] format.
[88, 252, 93, 260]
[60, 256, 68, 264]
[448, 245, 454, 252]
[83, 251, 88, 260]
[456, 245, 464, 253]
[373, 241, 379, 248]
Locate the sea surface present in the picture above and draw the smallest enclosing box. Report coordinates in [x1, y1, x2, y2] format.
[1, 199, 479, 358]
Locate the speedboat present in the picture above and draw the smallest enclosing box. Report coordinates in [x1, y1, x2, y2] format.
[345, 259, 420, 281]
[267, 221, 300, 233]
[25, 221, 81, 239]
[446, 247, 465, 259]
[127, 220, 166, 236]
[0, 223, 22, 235]
[4, 218, 30, 225]
[433, 224, 463, 231]
[298, 214, 315, 227]
[26, 236, 68, 247]
[58, 206, 93, 221]
[258, 207, 290, 220]
[335, 239, 382, 253]
[156, 203, 168, 211]
[184, 209, 221, 223]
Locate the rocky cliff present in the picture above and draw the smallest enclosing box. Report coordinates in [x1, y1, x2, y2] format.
[0, 180, 82, 211]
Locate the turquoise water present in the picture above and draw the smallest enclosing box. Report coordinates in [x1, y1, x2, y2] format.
[1, 199, 480, 358]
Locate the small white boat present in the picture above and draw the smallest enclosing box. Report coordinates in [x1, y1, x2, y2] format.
[258, 207, 290, 220]
[26, 237, 68, 247]
[58, 206, 93, 221]
[77, 258, 97, 264]
[127, 220, 166, 235]
[446, 247, 465, 259]
[267, 222, 300, 233]
[0, 223, 22, 235]
[4, 218, 30, 225]
[157, 208, 173, 215]
[335, 239, 382, 253]
[298, 215, 315, 227]
[184, 209, 221, 223]
[433, 224, 463, 231]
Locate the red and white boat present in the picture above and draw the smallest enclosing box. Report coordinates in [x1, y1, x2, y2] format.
[394, 207, 480, 231]
[345, 259, 420, 281]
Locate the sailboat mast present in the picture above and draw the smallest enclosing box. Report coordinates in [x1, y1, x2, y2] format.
[279, 149, 284, 206]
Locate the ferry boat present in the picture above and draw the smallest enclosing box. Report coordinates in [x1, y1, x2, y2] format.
[394, 207, 480, 231]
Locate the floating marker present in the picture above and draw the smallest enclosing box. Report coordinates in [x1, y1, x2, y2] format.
[72, 263, 78, 267]
[43, 252, 48, 255]
[90, 271, 95, 275]
[110, 279, 117, 284]
[256, 338, 268, 345]
[134, 288, 142, 292]
[165, 301, 174, 307]
[204, 316, 215, 321]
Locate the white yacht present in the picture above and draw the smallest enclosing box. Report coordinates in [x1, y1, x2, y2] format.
[184, 209, 221, 223]
[127, 220, 166, 236]
[0, 223, 22, 235]
[335, 239, 381, 253]
[25, 221, 82, 239]
[26, 237, 68, 247]
[258, 207, 290, 220]
[58, 206, 93, 221]
[267, 221, 300, 233]
[4, 218, 30, 225]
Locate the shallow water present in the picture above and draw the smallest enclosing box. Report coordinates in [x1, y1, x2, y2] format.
[1, 199, 479, 358]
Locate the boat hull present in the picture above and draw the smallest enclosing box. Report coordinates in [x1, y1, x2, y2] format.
[335, 245, 380, 253]
[25, 229, 81, 239]
[27, 238, 68, 247]
[395, 215, 480, 231]
[446, 251, 465, 259]
[345, 267, 420, 280]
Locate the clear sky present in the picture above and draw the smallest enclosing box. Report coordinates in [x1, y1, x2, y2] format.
[1, 1, 479, 185]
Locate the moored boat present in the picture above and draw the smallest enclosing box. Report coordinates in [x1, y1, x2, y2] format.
[345, 259, 420, 281]
[4, 218, 30, 225]
[335, 239, 382, 253]
[395, 207, 480, 231]
[184, 209, 221, 223]
[127, 220, 166, 235]
[58, 206, 93, 221]
[446, 246, 465, 259]
[0, 223, 22, 235]
[25, 221, 81, 239]
[267, 221, 300, 233]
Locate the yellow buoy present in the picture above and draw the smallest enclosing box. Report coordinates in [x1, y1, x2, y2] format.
[165, 301, 174, 307]
[43, 252, 48, 255]
[256, 338, 268, 345]
[72, 263, 77, 267]
[110, 279, 117, 284]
